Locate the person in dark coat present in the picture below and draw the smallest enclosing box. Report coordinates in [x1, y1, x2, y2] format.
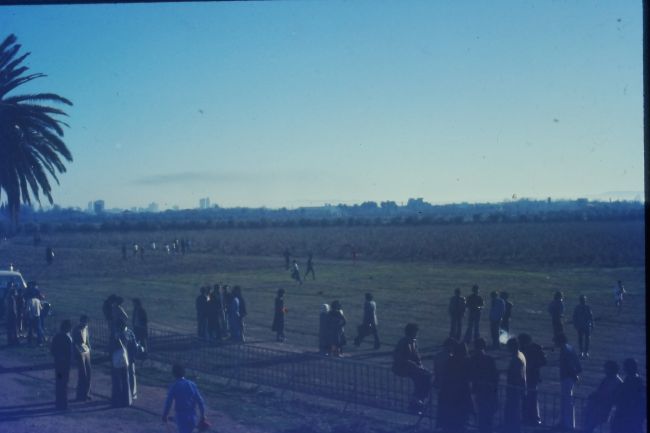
[271, 289, 286, 342]
[610, 358, 647, 433]
[448, 288, 466, 341]
[304, 253, 316, 280]
[433, 337, 457, 430]
[50, 320, 73, 410]
[470, 338, 498, 433]
[327, 300, 346, 356]
[518, 333, 546, 425]
[503, 338, 526, 433]
[318, 304, 330, 354]
[488, 291, 505, 350]
[572, 295, 594, 358]
[555, 332, 582, 431]
[5, 284, 19, 346]
[548, 291, 565, 342]
[441, 342, 473, 433]
[228, 288, 243, 343]
[206, 287, 222, 343]
[500, 291, 513, 333]
[132, 298, 149, 352]
[463, 285, 483, 343]
[72, 315, 92, 401]
[233, 286, 247, 342]
[353, 292, 380, 349]
[392, 323, 432, 413]
[195, 287, 209, 339]
[583, 361, 622, 433]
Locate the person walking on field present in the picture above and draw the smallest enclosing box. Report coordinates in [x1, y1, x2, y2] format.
[518, 333, 546, 426]
[72, 315, 92, 401]
[554, 332, 582, 431]
[448, 288, 466, 341]
[464, 285, 484, 343]
[503, 338, 526, 433]
[354, 293, 381, 349]
[304, 252, 316, 280]
[610, 358, 646, 433]
[392, 323, 432, 414]
[51, 320, 73, 410]
[469, 338, 498, 433]
[271, 289, 286, 342]
[572, 295, 594, 359]
[613, 280, 626, 314]
[488, 291, 505, 350]
[290, 260, 302, 285]
[548, 291, 565, 342]
[583, 361, 622, 433]
[163, 364, 208, 433]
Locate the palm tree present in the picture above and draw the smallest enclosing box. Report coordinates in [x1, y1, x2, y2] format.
[0, 33, 73, 224]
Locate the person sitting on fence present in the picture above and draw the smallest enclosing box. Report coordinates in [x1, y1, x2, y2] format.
[448, 288, 466, 341]
[392, 323, 432, 413]
[572, 295, 594, 359]
[583, 360, 622, 433]
[440, 341, 473, 433]
[163, 363, 208, 433]
[271, 288, 286, 342]
[610, 358, 647, 433]
[318, 303, 330, 354]
[518, 333, 546, 426]
[326, 300, 346, 357]
[353, 292, 381, 349]
[469, 338, 498, 433]
[433, 337, 456, 430]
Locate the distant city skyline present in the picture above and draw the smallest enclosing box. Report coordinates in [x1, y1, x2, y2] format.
[0, 2, 643, 209]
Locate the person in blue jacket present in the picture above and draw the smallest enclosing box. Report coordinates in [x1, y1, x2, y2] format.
[162, 364, 206, 433]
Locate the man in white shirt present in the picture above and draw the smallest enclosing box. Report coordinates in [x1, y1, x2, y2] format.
[27, 296, 44, 345]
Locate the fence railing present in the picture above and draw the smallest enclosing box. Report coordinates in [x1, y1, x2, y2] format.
[70, 318, 606, 432]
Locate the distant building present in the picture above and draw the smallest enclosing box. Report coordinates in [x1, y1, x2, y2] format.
[146, 202, 159, 213]
[93, 200, 105, 214]
[199, 197, 211, 209]
[87, 201, 93, 212]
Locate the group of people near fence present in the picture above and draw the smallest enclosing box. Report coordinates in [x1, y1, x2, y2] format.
[2, 281, 52, 346]
[449, 285, 601, 360]
[196, 284, 247, 343]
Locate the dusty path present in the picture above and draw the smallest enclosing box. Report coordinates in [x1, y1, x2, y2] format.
[0, 346, 274, 433]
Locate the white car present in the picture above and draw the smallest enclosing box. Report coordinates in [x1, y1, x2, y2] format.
[0, 269, 27, 299]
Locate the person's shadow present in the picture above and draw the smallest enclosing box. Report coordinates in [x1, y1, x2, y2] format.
[0, 400, 110, 422]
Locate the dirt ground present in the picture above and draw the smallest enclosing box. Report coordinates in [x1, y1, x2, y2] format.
[0, 344, 276, 433]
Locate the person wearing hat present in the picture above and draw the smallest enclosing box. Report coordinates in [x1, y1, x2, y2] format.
[163, 364, 208, 433]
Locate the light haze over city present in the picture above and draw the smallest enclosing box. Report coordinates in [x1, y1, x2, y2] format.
[1, 1, 643, 210]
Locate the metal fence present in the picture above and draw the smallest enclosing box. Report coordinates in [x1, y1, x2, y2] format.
[74, 318, 606, 432]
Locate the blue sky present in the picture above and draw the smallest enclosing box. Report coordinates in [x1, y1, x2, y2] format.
[1, 1, 643, 209]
